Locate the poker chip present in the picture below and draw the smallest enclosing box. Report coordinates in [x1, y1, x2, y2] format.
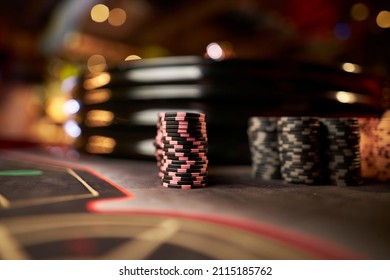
[162, 182, 207, 189]
[160, 144, 207, 150]
[161, 140, 207, 146]
[162, 124, 206, 130]
[161, 159, 208, 165]
[163, 171, 208, 177]
[155, 111, 209, 188]
[162, 136, 208, 142]
[247, 117, 281, 180]
[321, 117, 362, 186]
[161, 112, 206, 118]
[277, 117, 324, 185]
[163, 127, 207, 132]
[165, 149, 208, 154]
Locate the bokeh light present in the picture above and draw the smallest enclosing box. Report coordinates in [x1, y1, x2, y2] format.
[342, 62, 362, 73]
[351, 3, 369, 21]
[376, 10, 390, 28]
[333, 23, 351, 40]
[108, 8, 127, 26]
[90, 4, 109, 23]
[125, 55, 142, 61]
[87, 55, 107, 73]
[206, 42, 224, 60]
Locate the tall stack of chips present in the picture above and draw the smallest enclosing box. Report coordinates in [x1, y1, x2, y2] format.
[155, 112, 208, 189]
[358, 117, 380, 179]
[375, 111, 390, 181]
[277, 117, 323, 185]
[247, 117, 281, 179]
[321, 118, 362, 186]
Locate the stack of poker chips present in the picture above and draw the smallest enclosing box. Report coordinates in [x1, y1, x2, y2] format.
[155, 112, 208, 189]
[247, 117, 281, 179]
[321, 118, 362, 186]
[375, 112, 390, 181]
[358, 117, 380, 179]
[277, 117, 324, 185]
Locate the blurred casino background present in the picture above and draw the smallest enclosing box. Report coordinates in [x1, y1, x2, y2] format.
[0, 0, 389, 161]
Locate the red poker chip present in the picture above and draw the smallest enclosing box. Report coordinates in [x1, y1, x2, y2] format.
[161, 112, 206, 118]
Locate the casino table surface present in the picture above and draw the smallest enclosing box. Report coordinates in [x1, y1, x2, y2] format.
[0, 149, 389, 260]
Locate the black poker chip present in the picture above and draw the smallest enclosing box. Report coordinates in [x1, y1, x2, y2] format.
[163, 150, 207, 156]
[162, 136, 208, 142]
[161, 112, 205, 118]
[162, 178, 207, 185]
[161, 161, 208, 167]
[161, 164, 208, 170]
[161, 154, 208, 161]
[162, 183, 208, 189]
[163, 133, 208, 139]
[164, 148, 208, 153]
[161, 159, 208, 165]
[162, 140, 207, 146]
[164, 128, 207, 134]
[161, 164, 208, 171]
[162, 171, 208, 177]
[163, 166, 208, 173]
[161, 143, 207, 149]
[162, 174, 207, 181]
[162, 124, 207, 130]
[160, 120, 206, 127]
[162, 117, 206, 123]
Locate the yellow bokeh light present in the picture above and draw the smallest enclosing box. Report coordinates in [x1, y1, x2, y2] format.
[108, 8, 127, 26]
[46, 95, 68, 123]
[86, 136, 116, 154]
[91, 4, 109, 23]
[84, 89, 112, 105]
[376, 10, 390, 28]
[125, 55, 142, 61]
[341, 62, 362, 73]
[351, 3, 369, 21]
[85, 110, 114, 127]
[336, 91, 357, 104]
[87, 55, 107, 73]
[83, 72, 111, 90]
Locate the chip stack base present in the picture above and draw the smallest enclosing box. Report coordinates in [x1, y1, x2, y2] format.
[156, 112, 208, 189]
